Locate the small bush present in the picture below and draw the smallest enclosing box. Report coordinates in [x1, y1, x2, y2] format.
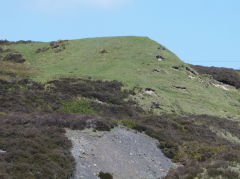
[98, 172, 113, 179]
[0, 114, 75, 179]
[3, 53, 25, 63]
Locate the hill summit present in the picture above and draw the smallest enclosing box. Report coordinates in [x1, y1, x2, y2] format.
[1, 36, 239, 118]
[0, 36, 240, 178]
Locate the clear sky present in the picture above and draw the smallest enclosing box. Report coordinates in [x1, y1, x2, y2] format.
[0, 0, 239, 69]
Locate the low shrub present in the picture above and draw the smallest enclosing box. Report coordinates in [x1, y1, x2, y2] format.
[3, 53, 25, 63]
[119, 119, 138, 128]
[0, 40, 32, 45]
[0, 75, 239, 178]
[191, 65, 240, 88]
[0, 114, 74, 179]
[98, 172, 113, 179]
[0, 113, 115, 178]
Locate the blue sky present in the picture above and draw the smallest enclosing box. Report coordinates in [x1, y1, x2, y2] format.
[0, 0, 240, 69]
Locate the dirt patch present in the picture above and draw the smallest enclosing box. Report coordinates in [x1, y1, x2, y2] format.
[213, 83, 230, 91]
[173, 86, 187, 90]
[156, 55, 165, 61]
[186, 66, 197, 75]
[189, 75, 196, 79]
[145, 88, 157, 95]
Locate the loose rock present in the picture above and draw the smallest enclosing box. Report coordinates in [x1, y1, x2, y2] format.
[66, 127, 176, 179]
[0, 150, 6, 155]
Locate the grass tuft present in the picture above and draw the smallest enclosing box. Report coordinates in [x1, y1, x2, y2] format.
[60, 98, 94, 114]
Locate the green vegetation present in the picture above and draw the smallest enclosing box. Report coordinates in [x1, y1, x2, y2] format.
[60, 98, 94, 114]
[0, 117, 74, 179]
[118, 119, 139, 128]
[98, 172, 113, 179]
[0, 76, 239, 178]
[1, 36, 239, 118]
[0, 113, 115, 179]
[0, 37, 240, 178]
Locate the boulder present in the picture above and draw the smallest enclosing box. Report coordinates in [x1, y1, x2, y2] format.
[0, 149, 6, 155]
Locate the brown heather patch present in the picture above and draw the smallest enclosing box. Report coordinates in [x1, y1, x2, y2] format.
[191, 65, 240, 89]
[0, 76, 239, 178]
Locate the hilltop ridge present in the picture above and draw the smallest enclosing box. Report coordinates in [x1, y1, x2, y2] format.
[1, 36, 240, 178]
[1, 36, 239, 118]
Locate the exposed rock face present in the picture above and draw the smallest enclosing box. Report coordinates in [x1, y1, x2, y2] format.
[66, 127, 177, 179]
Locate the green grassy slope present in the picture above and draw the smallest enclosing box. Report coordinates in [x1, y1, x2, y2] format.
[2, 36, 240, 119]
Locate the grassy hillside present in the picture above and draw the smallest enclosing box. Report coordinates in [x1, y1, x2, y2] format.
[1, 36, 239, 119]
[1, 37, 240, 178]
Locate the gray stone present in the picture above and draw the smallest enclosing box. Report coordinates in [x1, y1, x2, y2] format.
[0, 149, 6, 154]
[66, 127, 177, 179]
